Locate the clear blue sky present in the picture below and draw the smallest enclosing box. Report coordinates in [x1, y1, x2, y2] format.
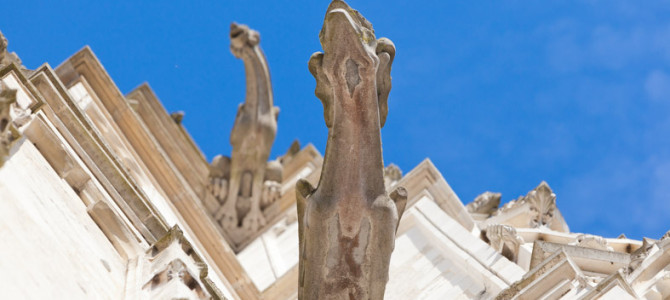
[3, 1, 669, 240]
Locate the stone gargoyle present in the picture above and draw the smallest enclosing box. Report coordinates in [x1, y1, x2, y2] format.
[296, 1, 407, 299]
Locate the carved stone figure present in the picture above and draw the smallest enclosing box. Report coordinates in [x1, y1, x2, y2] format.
[296, 1, 407, 299]
[571, 234, 612, 251]
[383, 164, 402, 188]
[214, 23, 280, 234]
[467, 191, 501, 215]
[486, 224, 524, 262]
[0, 31, 28, 74]
[0, 81, 20, 168]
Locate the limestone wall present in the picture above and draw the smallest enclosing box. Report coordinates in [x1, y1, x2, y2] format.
[0, 140, 126, 299]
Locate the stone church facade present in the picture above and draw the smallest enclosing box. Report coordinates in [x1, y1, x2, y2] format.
[0, 3, 669, 299]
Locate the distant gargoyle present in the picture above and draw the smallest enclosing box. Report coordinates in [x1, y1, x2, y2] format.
[214, 23, 280, 233]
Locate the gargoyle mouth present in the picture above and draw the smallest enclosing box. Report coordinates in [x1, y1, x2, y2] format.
[230, 22, 260, 53]
[321, 6, 376, 55]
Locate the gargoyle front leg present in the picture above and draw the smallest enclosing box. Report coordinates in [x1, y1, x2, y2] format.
[216, 173, 240, 229]
[242, 174, 267, 232]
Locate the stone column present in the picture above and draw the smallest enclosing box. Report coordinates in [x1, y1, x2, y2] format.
[296, 1, 407, 299]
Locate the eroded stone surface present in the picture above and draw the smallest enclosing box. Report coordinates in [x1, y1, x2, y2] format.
[205, 23, 284, 252]
[0, 81, 20, 168]
[297, 1, 406, 299]
[486, 224, 524, 262]
[467, 191, 501, 215]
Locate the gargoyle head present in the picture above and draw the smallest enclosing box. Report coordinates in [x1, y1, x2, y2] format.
[230, 23, 260, 58]
[308, 0, 395, 128]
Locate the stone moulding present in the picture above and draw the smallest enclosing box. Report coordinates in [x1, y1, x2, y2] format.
[0, 60, 46, 168]
[141, 225, 225, 300]
[297, 1, 407, 299]
[31, 63, 169, 244]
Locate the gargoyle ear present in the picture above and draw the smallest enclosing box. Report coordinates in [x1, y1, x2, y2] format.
[273, 106, 280, 121]
[376, 38, 395, 128]
[308, 52, 334, 128]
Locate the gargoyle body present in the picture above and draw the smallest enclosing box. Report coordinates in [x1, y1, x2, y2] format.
[297, 1, 406, 299]
[215, 23, 279, 233]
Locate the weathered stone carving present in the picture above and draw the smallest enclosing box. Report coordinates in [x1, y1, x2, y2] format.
[0, 31, 22, 68]
[205, 23, 283, 251]
[625, 238, 655, 276]
[661, 230, 670, 241]
[467, 191, 501, 215]
[141, 226, 223, 299]
[571, 234, 613, 251]
[0, 81, 20, 168]
[526, 181, 556, 228]
[214, 22, 280, 232]
[208, 155, 231, 208]
[296, 1, 407, 299]
[383, 164, 402, 188]
[486, 224, 524, 262]
[279, 139, 301, 166]
[494, 181, 556, 228]
[170, 111, 184, 124]
[0, 31, 30, 76]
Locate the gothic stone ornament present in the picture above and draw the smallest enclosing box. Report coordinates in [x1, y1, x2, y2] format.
[0, 81, 20, 168]
[571, 234, 613, 251]
[526, 181, 556, 228]
[0, 31, 21, 68]
[206, 24, 285, 252]
[467, 191, 501, 215]
[214, 23, 280, 234]
[297, 1, 407, 299]
[0, 31, 30, 75]
[486, 224, 524, 262]
[495, 182, 557, 228]
[383, 164, 402, 188]
[626, 238, 655, 276]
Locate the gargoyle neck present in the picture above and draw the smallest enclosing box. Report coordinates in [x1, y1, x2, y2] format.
[317, 79, 386, 203]
[240, 46, 273, 120]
